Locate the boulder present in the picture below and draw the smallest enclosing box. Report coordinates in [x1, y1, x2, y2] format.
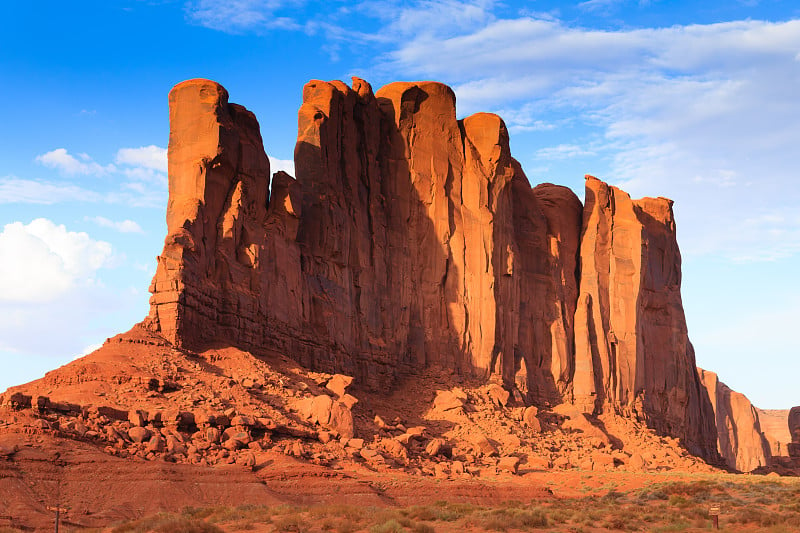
[433, 391, 464, 412]
[425, 438, 445, 456]
[486, 384, 510, 408]
[146, 435, 165, 454]
[498, 456, 520, 474]
[562, 413, 611, 447]
[522, 406, 541, 432]
[325, 374, 354, 398]
[328, 401, 354, 439]
[128, 426, 151, 443]
[310, 395, 333, 426]
[470, 433, 498, 457]
[128, 410, 147, 427]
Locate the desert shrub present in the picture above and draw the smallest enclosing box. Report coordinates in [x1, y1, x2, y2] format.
[601, 515, 636, 531]
[112, 513, 223, 533]
[548, 507, 572, 523]
[651, 521, 691, 532]
[638, 489, 668, 502]
[411, 523, 435, 533]
[404, 505, 437, 521]
[430, 501, 476, 521]
[370, 519, 405, 533]
[272, 514, 307, 532]
[471, 507, 549, 531]
[334, 519, 360, 533]
[310, 504, 367, 522]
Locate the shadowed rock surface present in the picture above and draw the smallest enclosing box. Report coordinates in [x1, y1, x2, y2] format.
[571, 178, 717, 460]
[699, 368, 770, 472]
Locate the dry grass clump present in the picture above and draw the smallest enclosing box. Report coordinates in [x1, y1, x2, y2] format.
[107, 473, 800, 532]
[111, 512, 224, 533]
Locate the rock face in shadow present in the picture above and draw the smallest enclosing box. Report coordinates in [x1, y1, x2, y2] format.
[571, 176, 718, 459]
[698, 368, 771, 471]
[147, 77, 722, 462]
[790, 407, 800, 458]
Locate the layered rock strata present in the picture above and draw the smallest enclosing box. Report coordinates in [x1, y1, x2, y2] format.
[146, 77, 718, 461]
[698, 369, 770, 471]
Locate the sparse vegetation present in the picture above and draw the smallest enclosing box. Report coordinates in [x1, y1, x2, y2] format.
[104, 474, 800, 532]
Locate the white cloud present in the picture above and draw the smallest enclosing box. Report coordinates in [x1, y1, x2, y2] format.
[535, 144, 596, 160]
[35, 148, 116, 176]
[269, 155, 295, 177]
[115, 145, 168, 173]
[578, 0, 621, 11]
[186, 0, 304, 32]
[376, 16, 800, 263]
[9, 143, 169, 209]
[0, 176, 103, 204]
[84, 216, 144, 234]
[0, 176, 165, 209]
[0, 219, 114, 303]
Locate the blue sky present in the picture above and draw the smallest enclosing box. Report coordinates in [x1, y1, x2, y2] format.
[1, 0, 798, 409]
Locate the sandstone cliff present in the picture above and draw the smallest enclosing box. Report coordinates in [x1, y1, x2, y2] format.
[571, 177, 718, 459]
[146, 77, 719, 462]
[757, 408, 792, 457]
[698, 368, 770, 471]
[147, 78, 582, 402]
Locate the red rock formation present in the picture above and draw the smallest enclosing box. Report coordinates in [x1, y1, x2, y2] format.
[147, 78, 580, 399]
[147, 79, 272, 348]
[572, 176, 717, 459]
[790, 407, 800, 457]
[147, 78, 719, 461]
[698, 368, 770, 471]
[756, 408, 792, 457]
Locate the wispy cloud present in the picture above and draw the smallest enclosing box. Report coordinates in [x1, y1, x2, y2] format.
[19, 144, 169, 209]
[185, 0, 305, 32]
[84, 216, 144, 234]
[0, 176, 103, 204]
[0, 176, 165, 209]
[369, 15, 800, 262]
[35, 148, 116, 176]
[269, 155, 295, 177]
[535, 144, 596, 160]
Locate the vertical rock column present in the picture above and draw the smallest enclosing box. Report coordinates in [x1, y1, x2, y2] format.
[572, 175, 718, 459]
[147, 79, 271, 349]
